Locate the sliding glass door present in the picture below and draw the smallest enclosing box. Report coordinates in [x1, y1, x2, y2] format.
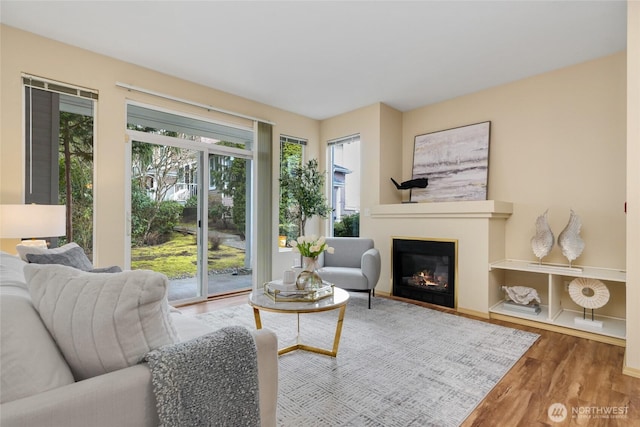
[206, 151, 252, 294]
[129, 139, 204, 300]
[126, 103, 254, 304]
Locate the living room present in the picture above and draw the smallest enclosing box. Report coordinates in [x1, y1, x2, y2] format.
[0, 1, 639, 424]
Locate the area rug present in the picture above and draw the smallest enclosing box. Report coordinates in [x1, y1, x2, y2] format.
[195, 293, 539, 426]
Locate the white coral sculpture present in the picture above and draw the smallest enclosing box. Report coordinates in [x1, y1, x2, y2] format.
[558, 209, 585, 268]
[502, 286, 542, 305]
[530, 210, 554, 263]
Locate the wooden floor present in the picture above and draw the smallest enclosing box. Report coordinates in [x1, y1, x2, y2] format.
[179, 293, 640, 426]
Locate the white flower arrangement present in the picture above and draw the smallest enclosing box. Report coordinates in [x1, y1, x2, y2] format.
[289, 235, 335, 258]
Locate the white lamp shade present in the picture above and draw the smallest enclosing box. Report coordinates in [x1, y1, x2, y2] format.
[0, 204, 66, 239]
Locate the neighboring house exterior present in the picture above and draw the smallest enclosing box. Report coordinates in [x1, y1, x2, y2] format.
[332, 164, 356, 222]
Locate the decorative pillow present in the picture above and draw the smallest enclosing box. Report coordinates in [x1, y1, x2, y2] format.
[17, 241, 85, 262]
[17, 242, 74, 262]
[24, 264, 179, 381]
[25, 244, 93, 271]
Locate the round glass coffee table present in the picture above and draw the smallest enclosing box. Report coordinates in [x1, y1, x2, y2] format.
[248, 287, 349, 357]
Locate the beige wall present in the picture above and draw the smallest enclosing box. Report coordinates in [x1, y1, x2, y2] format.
[402, 52, 627, 269]
[379, 104, 403, 205]
[0, 25, 320, 269]
[318, 103, 403, 236]
[319, 103, 381, 235]
[625, 0, 640, 377]
[398, 51, 633, 372]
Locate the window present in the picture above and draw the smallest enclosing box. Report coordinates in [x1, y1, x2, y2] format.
[23, 75, 97, 257]
[279, 135, 306, 246]
[328, 134, 360, 237]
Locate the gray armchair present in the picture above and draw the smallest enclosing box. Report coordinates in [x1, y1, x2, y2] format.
[318, 237, 381, 309]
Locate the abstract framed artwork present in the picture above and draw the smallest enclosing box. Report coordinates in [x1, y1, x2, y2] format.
[411, 121, 491, 202]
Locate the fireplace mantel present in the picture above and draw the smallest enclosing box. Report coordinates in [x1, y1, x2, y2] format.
[370, 200, 513, 219]
[367, 200, 513, 318]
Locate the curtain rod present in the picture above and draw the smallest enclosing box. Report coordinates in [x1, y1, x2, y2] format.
[115, 82, 275, 125]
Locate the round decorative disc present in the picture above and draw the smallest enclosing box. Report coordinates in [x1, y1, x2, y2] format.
[568, 277, 610, 309]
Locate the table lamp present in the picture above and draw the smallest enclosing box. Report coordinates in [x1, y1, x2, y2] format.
[0, 204, 66, 249]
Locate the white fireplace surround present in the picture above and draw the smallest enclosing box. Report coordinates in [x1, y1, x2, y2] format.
[369, 200, 513, 317]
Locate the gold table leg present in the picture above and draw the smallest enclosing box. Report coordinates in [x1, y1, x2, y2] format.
[252, 307, 263, 330]
[255, 305, 347, 358]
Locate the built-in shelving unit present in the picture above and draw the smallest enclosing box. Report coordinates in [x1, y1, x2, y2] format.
[489, 259, 626, 346]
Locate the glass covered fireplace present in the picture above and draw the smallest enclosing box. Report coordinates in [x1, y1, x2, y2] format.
[392, 238, 457, 308]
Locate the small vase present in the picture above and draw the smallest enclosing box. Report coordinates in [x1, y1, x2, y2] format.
[296, 256, 323, 290]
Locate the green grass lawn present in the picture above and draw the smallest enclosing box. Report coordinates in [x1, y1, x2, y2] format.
[131, 232, 246, 279]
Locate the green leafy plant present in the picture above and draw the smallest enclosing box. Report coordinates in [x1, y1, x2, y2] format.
[280, 159, 332, 236]
[333, 212, 360, 237]
[209, 142, 248, 238]
[130, 183, 183, 246]
[57, 110, 94, 256]
[279, 140, 303, 243]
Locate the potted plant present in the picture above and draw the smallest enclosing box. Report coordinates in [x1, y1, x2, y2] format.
[280, 159, 332, 237]
[290, 235, 335, 290]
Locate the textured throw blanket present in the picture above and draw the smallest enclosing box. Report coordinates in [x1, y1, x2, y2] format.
[145, 326, 261, 427]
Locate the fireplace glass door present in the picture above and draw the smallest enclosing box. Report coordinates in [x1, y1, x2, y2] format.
[392, 238, 456, 308]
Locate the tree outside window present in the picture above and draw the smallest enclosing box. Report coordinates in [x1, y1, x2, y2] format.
[279, 136, 304, 246]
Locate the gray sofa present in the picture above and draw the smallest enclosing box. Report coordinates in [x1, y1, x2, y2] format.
[318, 237, 381, 308]
[0, 251, 278, 427]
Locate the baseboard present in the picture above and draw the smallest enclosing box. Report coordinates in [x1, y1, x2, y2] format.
[623, 358, 640, 378]
[490, 312, 626, 347]
[382, 293, 489, 319]
[456, 307, 490, 319]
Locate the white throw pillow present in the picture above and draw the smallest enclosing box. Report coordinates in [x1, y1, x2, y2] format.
[24, 264, 179, 381]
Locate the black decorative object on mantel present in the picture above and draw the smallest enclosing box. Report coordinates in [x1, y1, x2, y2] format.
[391, 177, 428, 203]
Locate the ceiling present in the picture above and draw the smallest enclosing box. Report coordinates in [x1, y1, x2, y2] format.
[0, 1, 627, 120]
